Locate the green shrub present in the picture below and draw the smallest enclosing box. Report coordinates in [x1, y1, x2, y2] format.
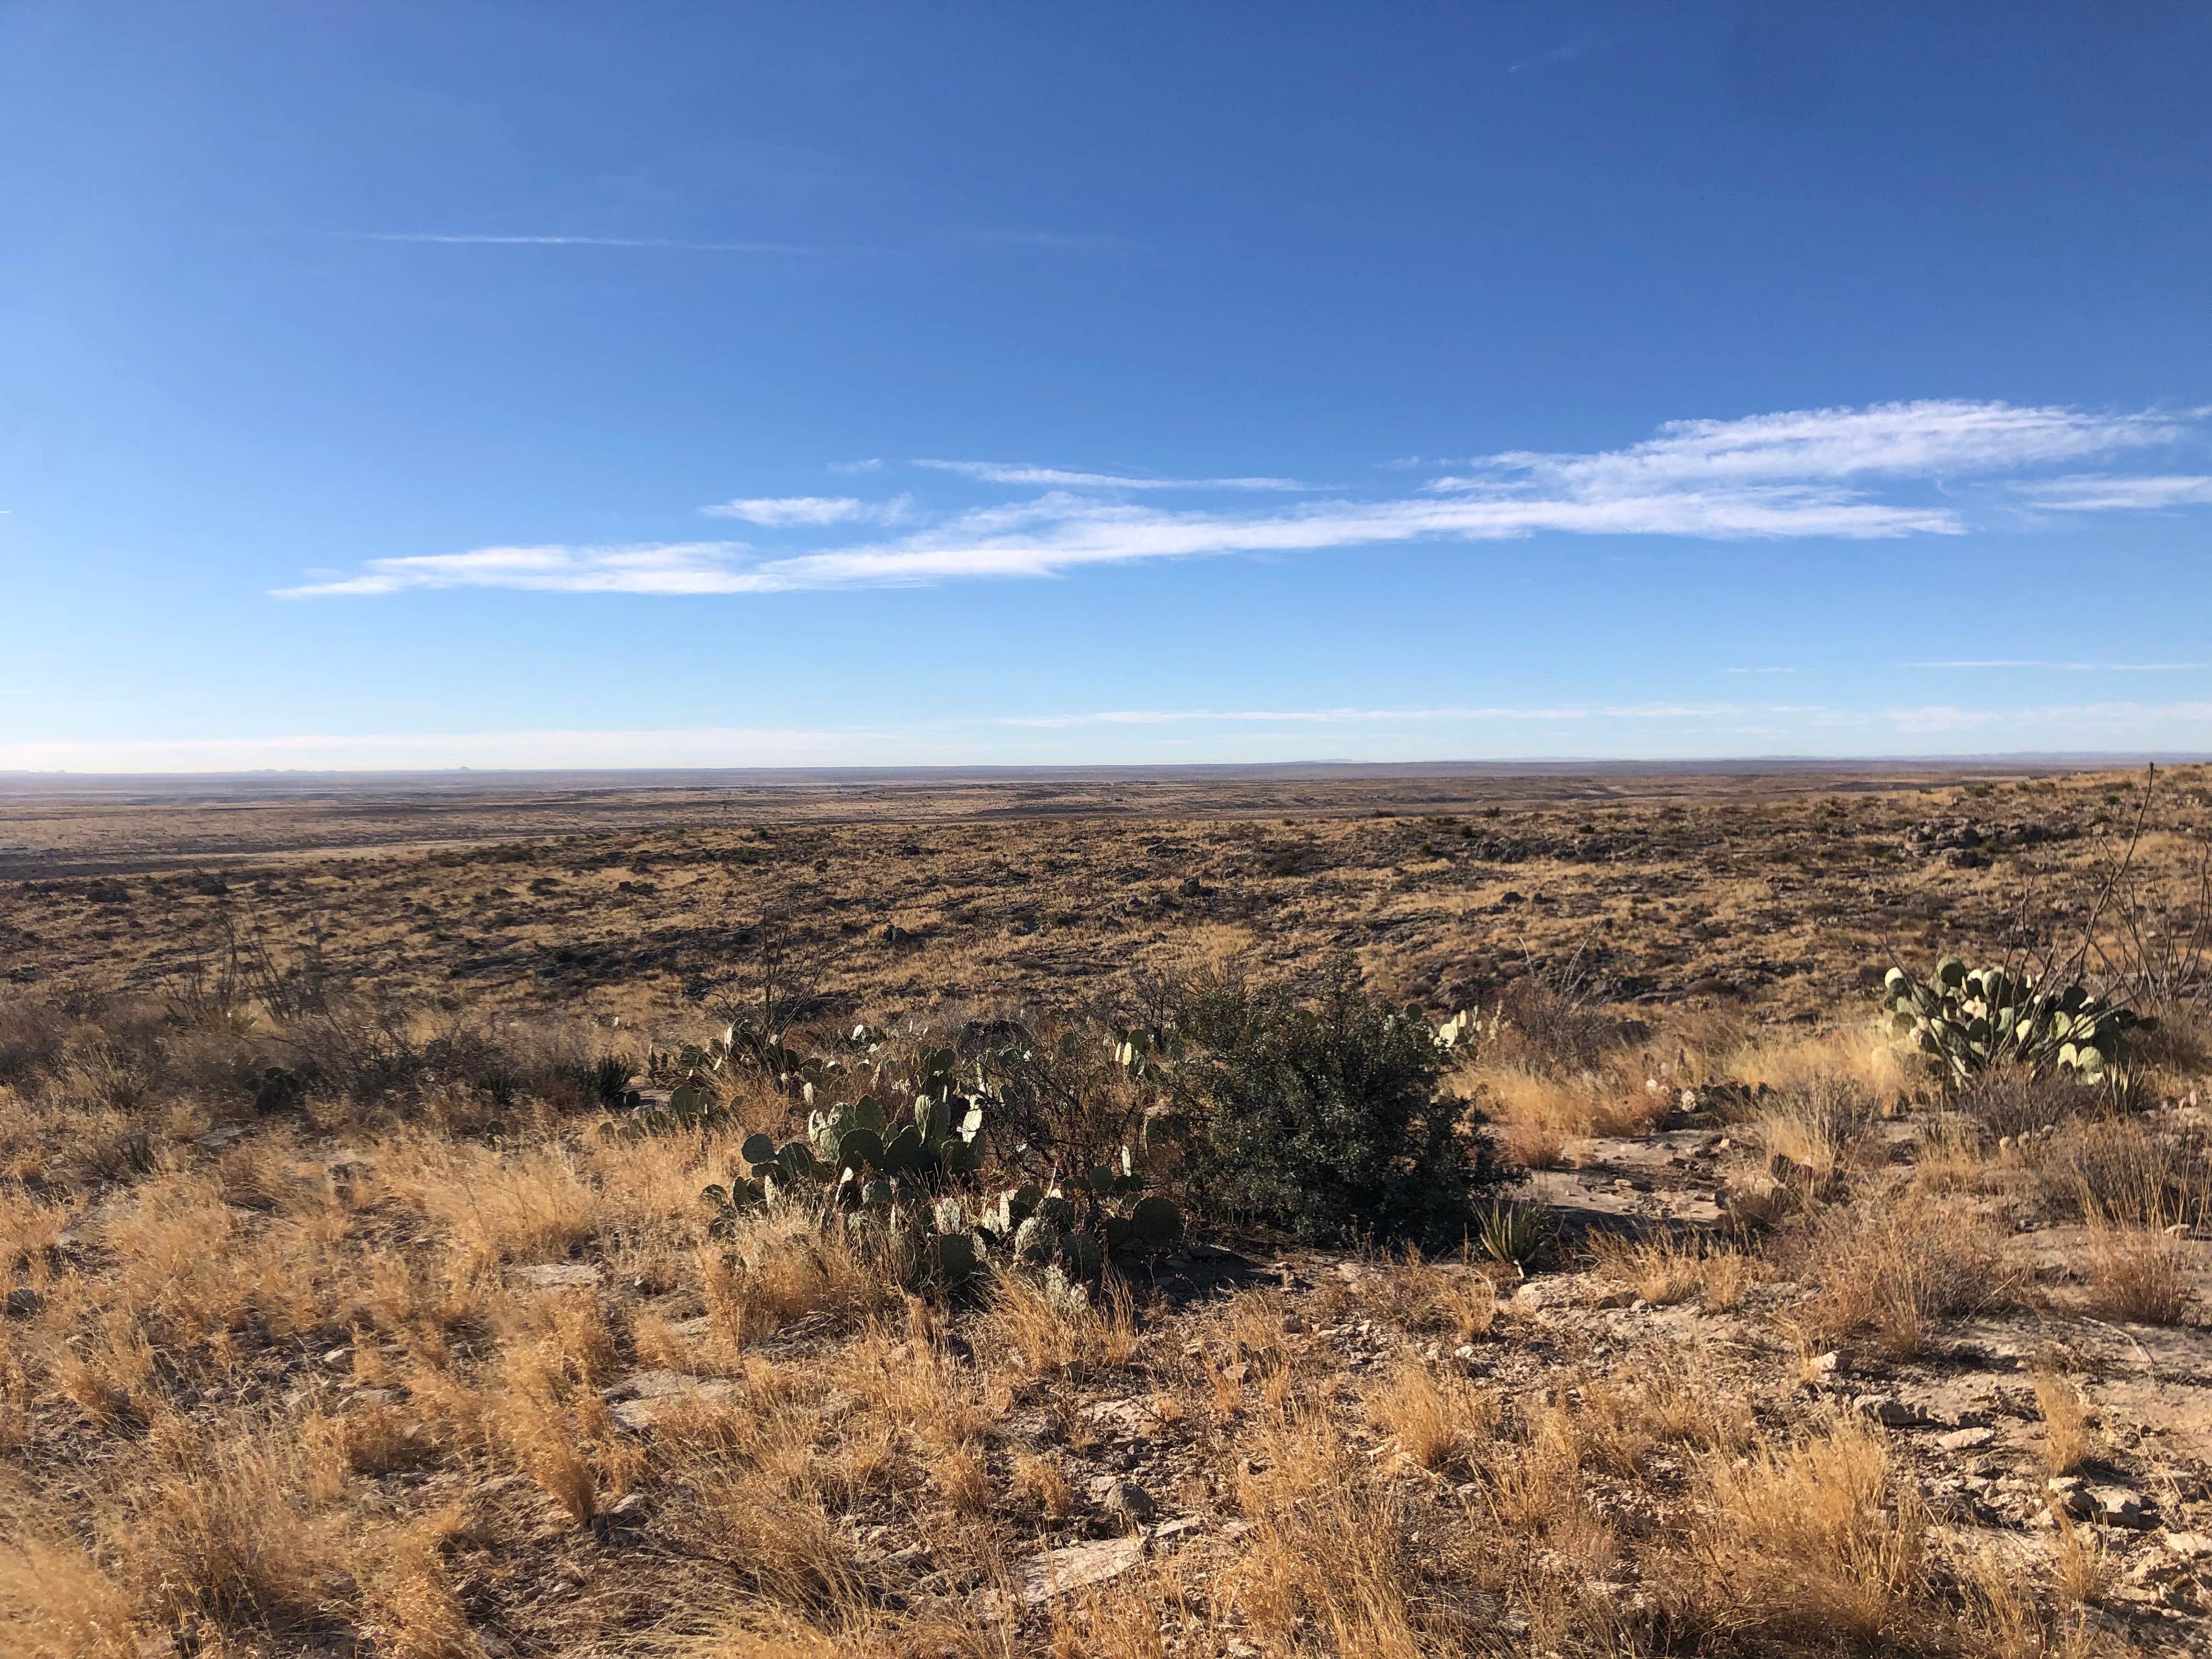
[1161, 957, 1515, 1249]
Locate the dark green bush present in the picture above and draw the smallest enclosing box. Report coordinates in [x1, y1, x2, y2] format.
[1161, 957, 1515, 1249]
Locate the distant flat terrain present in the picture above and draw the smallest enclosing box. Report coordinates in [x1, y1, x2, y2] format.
[5, 760, 2202, 1027]
[0, 758, 2157, 879]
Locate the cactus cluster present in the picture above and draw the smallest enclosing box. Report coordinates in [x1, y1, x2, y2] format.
[1432, 1008, 1476, 1051]
[697, 1081, 1185, 1293]
[1880, 957, 2153, 1083]
[599, 1082, 730, 1143]
[807, 1080, 986, 1188]
[993, 1176, 1182, 1285]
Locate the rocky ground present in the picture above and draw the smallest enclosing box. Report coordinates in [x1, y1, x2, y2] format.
[4, 764, 2211, 1656]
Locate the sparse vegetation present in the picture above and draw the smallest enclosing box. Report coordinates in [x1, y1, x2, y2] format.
[2, 765, 2209, 1656]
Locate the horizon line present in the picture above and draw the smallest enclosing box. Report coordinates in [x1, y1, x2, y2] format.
[2, 749, 2203, 784]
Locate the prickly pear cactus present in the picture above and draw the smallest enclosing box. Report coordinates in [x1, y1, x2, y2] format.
[1880, 958, 2152, 1083]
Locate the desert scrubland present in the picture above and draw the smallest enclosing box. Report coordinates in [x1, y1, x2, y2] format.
[2, 763, 2210, 1658]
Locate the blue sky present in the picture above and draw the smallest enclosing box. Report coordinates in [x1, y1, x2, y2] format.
[4, 3, 2211, 771]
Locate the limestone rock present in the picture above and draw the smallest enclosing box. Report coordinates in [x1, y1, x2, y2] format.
[509, 1262, 601, 1291]
[1937, 1426, 1996, 1452]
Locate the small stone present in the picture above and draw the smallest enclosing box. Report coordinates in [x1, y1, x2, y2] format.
[3, 1287, 40, 1318]
[1280, 1312, 1305, 1334]
[1937, 1426, 1996, 1453]
[509, 1262, 601, 1291]
[2089, 1486, 2153, 1529]
[2164, 1531, 2212, 1560]
[1102, 1480, 1156, 1523]
[1854, 1394, 1925, 1426]
[321, 1345, 354, 1370]
[605, 1373, 739, 1429]
[2046, 1477, 2092, 1520]
[990, 1536, 1146, 1611]
[606, 1491, 648, 1522]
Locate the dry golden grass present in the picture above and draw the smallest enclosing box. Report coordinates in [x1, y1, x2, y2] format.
[2034, 1368, 2096, 1477]
[358, 1508, 481, 1659]
[1012, 1451, 1073, 1520]
[0, 1522, 139, 1659]
[112, 1413, 348, 1625]
[1469, 1062, 1657, 1158]
[2050, 1511, 2113, 1607]
[700, 1209, 906, 1344]
[396, 1141, 601, 1269]
[1955, 1545, 2108, 1659]
[1224, 1404, 1492, 1657]
[2087, 1223, 2194, 1324]
[978, 1271, 1127, 1379]
[1788, 1191, 2020, 1356]
[1724, 1026, 1912, 1101]
[1745, 1075, 1885, 1193]
[1689, 1417, 1926, 1650]
[1363, 1353, 1498, 1472]
[1590, 1353, 1752, 1455]
[1374, 1250, 1500, 1339]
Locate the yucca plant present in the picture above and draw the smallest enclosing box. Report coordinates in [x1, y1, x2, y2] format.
[1474, 1199, 1549, 1272]
[587, 1052, 635, 1108]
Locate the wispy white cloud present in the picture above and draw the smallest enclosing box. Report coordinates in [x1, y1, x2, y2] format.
[0, 725, 901, 773]
[1508, 31, 1633, 74]
[1905, 660, 2210, 672]
[274, 543, 770, 599]
[973, 229, 1147, 255]
[1884, 701, 2212, 735]
[1426, 400, 2192, 495]
[21, 698, 2212, 774]
[335, 232, 830, 253]
[913, 460, 1309, 491]
[827, 458, 885, 475]
[994, 702, 1747, 727]
[996, 706, 1589, 728]
[281, 400, 2211, 600]
[2013, 473, 2212, 511]
[700, 495, 911, 527]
